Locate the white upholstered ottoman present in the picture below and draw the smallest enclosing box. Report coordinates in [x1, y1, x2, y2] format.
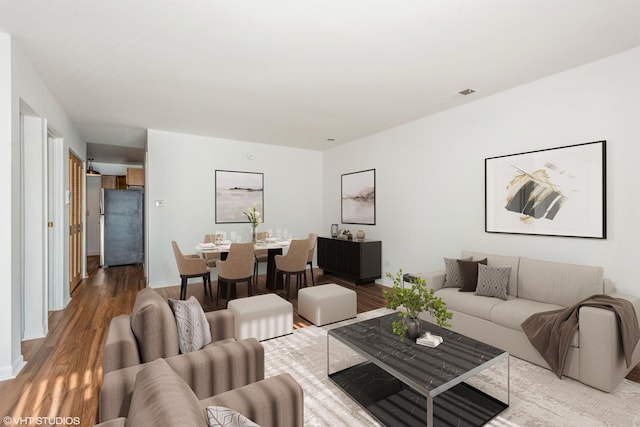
[298, 284, 357, 326]
[227, 294, 293, 341]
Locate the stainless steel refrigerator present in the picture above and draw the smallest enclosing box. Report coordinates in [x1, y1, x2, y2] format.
[100, 188, 144, 267]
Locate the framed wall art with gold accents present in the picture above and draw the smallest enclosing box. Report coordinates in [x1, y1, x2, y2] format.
[485, 140, 606, 239]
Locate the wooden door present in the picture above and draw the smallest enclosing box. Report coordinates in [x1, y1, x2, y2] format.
[69, 151, 83, 292]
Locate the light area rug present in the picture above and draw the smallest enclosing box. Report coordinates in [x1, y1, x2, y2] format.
[261, 308, 640, 427]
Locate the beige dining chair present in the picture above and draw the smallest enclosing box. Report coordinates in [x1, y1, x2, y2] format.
[306, 233, 318, 286]
[274, 238, 310, 300]
[203, 234, 222, 268]
[216, 242, 255, 305]
[253, 231, 269, 285]
[171, 240, 212, 300]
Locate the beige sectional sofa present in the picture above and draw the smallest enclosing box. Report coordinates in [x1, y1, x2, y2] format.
[412, 250, 640, 392]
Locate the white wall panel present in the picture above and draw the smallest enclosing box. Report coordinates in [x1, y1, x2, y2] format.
[146, 130, 323, 287]
[324, 47, 640, 295]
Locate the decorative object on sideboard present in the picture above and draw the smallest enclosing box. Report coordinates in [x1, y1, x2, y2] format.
[341, 169, 376, 225]
[383, 269, 452, 342]
[355, 230, 365, 240]
[337, 229, 352, 240]
[331, 224, 339, 238]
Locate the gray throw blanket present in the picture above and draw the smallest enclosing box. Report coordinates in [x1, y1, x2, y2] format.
[521, 294, 640, 378]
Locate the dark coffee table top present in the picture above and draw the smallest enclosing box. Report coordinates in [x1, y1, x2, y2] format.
[328, 312, 508, 397]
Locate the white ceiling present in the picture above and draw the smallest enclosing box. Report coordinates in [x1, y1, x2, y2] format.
[1, 0, 640, 155]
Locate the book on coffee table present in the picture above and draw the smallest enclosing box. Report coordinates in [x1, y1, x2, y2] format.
[416, 332, 443, 348]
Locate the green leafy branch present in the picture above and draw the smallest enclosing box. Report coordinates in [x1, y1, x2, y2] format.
[383, 268, 453, 340]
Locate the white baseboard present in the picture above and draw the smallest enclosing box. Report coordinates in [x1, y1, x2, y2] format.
[0, 355, 26, 381]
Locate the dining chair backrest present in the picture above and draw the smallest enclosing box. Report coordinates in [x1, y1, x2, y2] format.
[171, 240, 207, 275]
[205, 233, 224, 244]
[255, 232, 269, 257]
[217, 242, 255, 280]
[307, 233, 318, 263]
[203, 234, 222, 264]
[276, 238, 310, 272]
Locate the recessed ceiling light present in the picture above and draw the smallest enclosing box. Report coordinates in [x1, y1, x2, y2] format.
[458, 88, 476, 96]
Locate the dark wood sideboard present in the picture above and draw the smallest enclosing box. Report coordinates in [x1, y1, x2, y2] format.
[317, 237, 381, 285]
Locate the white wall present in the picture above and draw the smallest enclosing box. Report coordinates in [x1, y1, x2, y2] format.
[324, 47, 640, 295]
[0, 32, 20, 380]
[22, 114, 47, 339]
[11, 37, 86, 312]
[1, 34, 86, 380]
[147, 129, 323, 287]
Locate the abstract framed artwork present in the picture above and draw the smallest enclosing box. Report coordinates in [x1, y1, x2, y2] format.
[485, 140, 606, 239]
[342, 169, 376, 225]
[215, 170, 264, 224]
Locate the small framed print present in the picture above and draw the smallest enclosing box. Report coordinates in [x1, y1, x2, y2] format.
[341, 169, 376, 225]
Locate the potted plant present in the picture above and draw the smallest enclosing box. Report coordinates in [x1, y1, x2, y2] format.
[383, 269, 453, 342]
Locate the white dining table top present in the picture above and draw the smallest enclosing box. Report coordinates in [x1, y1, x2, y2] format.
[196, 240, 291, 253]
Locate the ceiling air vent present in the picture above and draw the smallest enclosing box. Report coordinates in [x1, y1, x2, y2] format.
[458, 88, 476, 96]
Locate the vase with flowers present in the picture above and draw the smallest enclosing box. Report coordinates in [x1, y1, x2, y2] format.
[243, 203, 262, 243]
[383, 269, 453, 342]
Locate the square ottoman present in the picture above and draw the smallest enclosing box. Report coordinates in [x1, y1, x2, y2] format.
[227, 294, 293, 341]
[298, 284, 357, 326]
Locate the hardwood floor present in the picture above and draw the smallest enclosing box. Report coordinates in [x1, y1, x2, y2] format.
[0, 258, 387, 426]
[0, 257, 638, 426]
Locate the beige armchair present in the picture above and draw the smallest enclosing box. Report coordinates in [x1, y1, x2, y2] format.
[97, 356, 303, 427]
[171, 240, 212, 300]
[275, 238, 310, 300]
[306, 232, 318, 286]
[216, 242, 255, 305]
[103, 287, 237, 374]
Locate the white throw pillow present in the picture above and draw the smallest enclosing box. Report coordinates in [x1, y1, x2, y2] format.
[206, 406, 260, 427]
[168, 296, 212, 353]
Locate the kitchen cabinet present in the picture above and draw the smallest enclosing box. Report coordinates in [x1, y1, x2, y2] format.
[126, 168, 144, 187]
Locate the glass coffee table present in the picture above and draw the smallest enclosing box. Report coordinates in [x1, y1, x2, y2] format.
[327, 313, 509, 427]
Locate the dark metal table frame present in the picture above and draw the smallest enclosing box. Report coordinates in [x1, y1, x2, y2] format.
[327, 313, 509, 427]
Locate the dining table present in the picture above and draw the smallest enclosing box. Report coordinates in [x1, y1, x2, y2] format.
[196, 239, 291, 296]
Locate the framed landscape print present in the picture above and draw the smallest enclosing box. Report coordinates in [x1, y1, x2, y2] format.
[215, 170, 264, 223]
[342, 169, 376, 225]
[485, 141, 606, 239]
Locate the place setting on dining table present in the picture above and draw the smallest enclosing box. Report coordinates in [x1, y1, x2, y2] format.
[196, 226, 294, 294]
[195, 231, 292, 253]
